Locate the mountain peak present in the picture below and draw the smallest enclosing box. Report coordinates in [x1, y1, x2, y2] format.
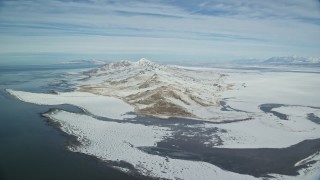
[79, 59, 234, 120]
[137, 58, 154, 66]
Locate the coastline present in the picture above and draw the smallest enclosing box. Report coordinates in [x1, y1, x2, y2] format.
[4, 64, 320, 179]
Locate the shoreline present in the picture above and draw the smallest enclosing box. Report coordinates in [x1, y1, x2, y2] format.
[42, 108, 320, 179]
[4, 64, 320, 179]
[41, 109, 149, 180]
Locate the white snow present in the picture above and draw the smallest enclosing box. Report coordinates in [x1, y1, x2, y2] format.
[7, 89, 134, 120]
[198, 71, 320, 149]
[221, 72, 320, 111]
[208, 114, 320, 148]
[45, 110, 258, 180]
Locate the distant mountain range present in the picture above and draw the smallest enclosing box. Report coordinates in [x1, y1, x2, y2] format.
[60, 60, 107, 65]
[263, 56, 320, 64]
[233, 56, 320, 65]
[59, 56, 320, 67]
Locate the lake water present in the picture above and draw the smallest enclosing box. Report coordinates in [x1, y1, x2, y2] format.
[1, 64, 319, 179]
[0, 64, 139, 180]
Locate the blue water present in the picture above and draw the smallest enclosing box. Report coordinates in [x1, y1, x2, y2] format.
[0, 65, 139, 180]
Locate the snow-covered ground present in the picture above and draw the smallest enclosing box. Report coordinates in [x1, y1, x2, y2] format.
[7, 59, 320, 180]
[201, 71, 320, 148]
[209, 111, 320, 148]
[44, 110, 257, 180]
[6, 90, 134, 120]
[221, 71, 320, 111]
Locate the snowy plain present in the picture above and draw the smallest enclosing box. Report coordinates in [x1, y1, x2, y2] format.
[7, 90, 134, 120]
[44, 110, 258, 180]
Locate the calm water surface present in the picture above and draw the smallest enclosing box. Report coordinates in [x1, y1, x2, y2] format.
[0, 65, 139, 180]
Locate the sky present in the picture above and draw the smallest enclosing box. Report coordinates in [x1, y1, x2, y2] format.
[0, 0, 320, 65]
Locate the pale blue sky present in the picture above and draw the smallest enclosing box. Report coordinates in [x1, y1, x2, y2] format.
[0, 0, 319, 65]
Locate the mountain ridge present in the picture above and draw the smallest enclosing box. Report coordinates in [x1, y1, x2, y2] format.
[232, 56, 320, 65]
[76, 58, 247, 121]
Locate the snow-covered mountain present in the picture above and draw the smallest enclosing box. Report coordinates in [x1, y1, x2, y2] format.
[262, 56, 320, 65]
[230, 56, 320, 65]
[61, 59, 107, 65]
[77, 58, 247, 121]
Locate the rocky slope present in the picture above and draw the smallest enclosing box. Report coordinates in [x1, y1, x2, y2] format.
[77, 58, 247, 120]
